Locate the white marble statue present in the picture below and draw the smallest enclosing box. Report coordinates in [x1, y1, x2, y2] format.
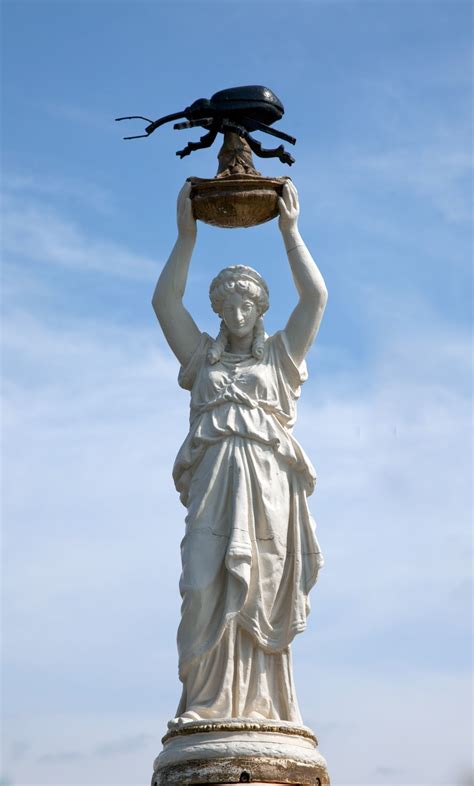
[153, 180, 328, 724]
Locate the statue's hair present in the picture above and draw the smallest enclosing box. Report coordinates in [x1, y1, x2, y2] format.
[209, 265, 269, 317]
[208, 266, 269, 364]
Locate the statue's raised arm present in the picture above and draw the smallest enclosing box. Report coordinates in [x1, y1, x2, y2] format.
[152, 182, 201, 367]
[278, 181, 328, 365]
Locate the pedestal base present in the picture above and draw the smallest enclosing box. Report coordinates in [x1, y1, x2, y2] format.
[151, 720, 330, 786]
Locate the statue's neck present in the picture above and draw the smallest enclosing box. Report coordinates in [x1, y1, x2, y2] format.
[228, 333, 253, 355]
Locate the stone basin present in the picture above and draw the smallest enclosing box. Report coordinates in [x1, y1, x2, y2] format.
[188, 175, 290, 229]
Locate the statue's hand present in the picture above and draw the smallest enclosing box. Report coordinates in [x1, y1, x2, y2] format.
[278, 180, 299, 233]
[177, 181, 197, 238]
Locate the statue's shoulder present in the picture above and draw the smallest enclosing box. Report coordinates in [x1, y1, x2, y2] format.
[178, 333, 212, 390]
[266, 331, 309, 389]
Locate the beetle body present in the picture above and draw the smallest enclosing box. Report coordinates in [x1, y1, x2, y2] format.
[116, 85, 296, 166]
[180, 86, 285, 130]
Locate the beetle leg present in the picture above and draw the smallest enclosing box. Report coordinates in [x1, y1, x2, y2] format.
[176, 127, 219, 158]
[240, 116, 296, 145]
[242, 131, 295, 166]
[220, 120, 295, 166]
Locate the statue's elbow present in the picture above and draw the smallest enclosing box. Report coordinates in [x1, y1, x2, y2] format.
[320, 285, 328, 308]
[152, 286, 180, 327]
[310, 281, 328, 311]
[152, 287, 166, 320]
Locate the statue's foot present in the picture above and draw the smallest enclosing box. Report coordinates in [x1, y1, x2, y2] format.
[168, 713, 201, 729]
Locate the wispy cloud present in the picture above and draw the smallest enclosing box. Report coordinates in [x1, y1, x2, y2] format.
[2, 192, 157, 281]
[42, 101, 113, 134]
[6, 740, 31, 762]
[34, 734, 154, 765]
[457, 771, 474, 786]
[38, 751, 84, 764]
[298, 315, 471, 627]
[3, 171, 115, 215]
[297, 60, 472, 242]
[356, 143, 472, 224]
[93, 734, 154, 758]
[374, 766, 405, 778]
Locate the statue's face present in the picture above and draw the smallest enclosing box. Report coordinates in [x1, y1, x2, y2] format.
[222, 292, 259, 338]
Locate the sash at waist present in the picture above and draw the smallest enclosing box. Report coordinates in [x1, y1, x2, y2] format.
[190, 393, 290, 426]
[173, 403, 317, 506]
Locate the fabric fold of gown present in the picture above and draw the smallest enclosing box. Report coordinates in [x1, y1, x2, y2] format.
[172, 331, 324, 722]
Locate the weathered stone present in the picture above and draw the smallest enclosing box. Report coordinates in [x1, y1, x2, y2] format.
[152, 720, 330, 786]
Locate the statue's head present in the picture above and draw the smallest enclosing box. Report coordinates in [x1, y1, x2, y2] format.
[209, 265, 269, 317]
[208, 265, 269, 363]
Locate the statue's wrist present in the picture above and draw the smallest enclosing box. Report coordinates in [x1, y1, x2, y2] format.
[281, 225, 300, 244]
[178, 226, 197, 243]
[176, 234, 196, 255]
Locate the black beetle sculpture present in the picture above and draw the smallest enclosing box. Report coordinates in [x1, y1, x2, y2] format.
[116, 85, 296, 166]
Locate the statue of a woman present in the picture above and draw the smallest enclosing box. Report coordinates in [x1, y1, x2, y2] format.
[153, 180, 328, 724]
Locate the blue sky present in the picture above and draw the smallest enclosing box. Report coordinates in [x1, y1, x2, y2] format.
[1, 2, 472, 786]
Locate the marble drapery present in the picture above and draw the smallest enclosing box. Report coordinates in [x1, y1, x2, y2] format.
[172, 331, 323, 721]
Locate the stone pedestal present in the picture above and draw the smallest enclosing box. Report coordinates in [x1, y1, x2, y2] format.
[151, 720, 330, 786]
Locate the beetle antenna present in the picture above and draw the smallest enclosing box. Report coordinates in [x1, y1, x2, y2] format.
[122, 133, 151, 140]
[115, 111, 188, 141]
[115, 115, 154, 124]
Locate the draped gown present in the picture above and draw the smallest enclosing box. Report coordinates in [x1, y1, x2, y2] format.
[172, 330, 324, 722]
